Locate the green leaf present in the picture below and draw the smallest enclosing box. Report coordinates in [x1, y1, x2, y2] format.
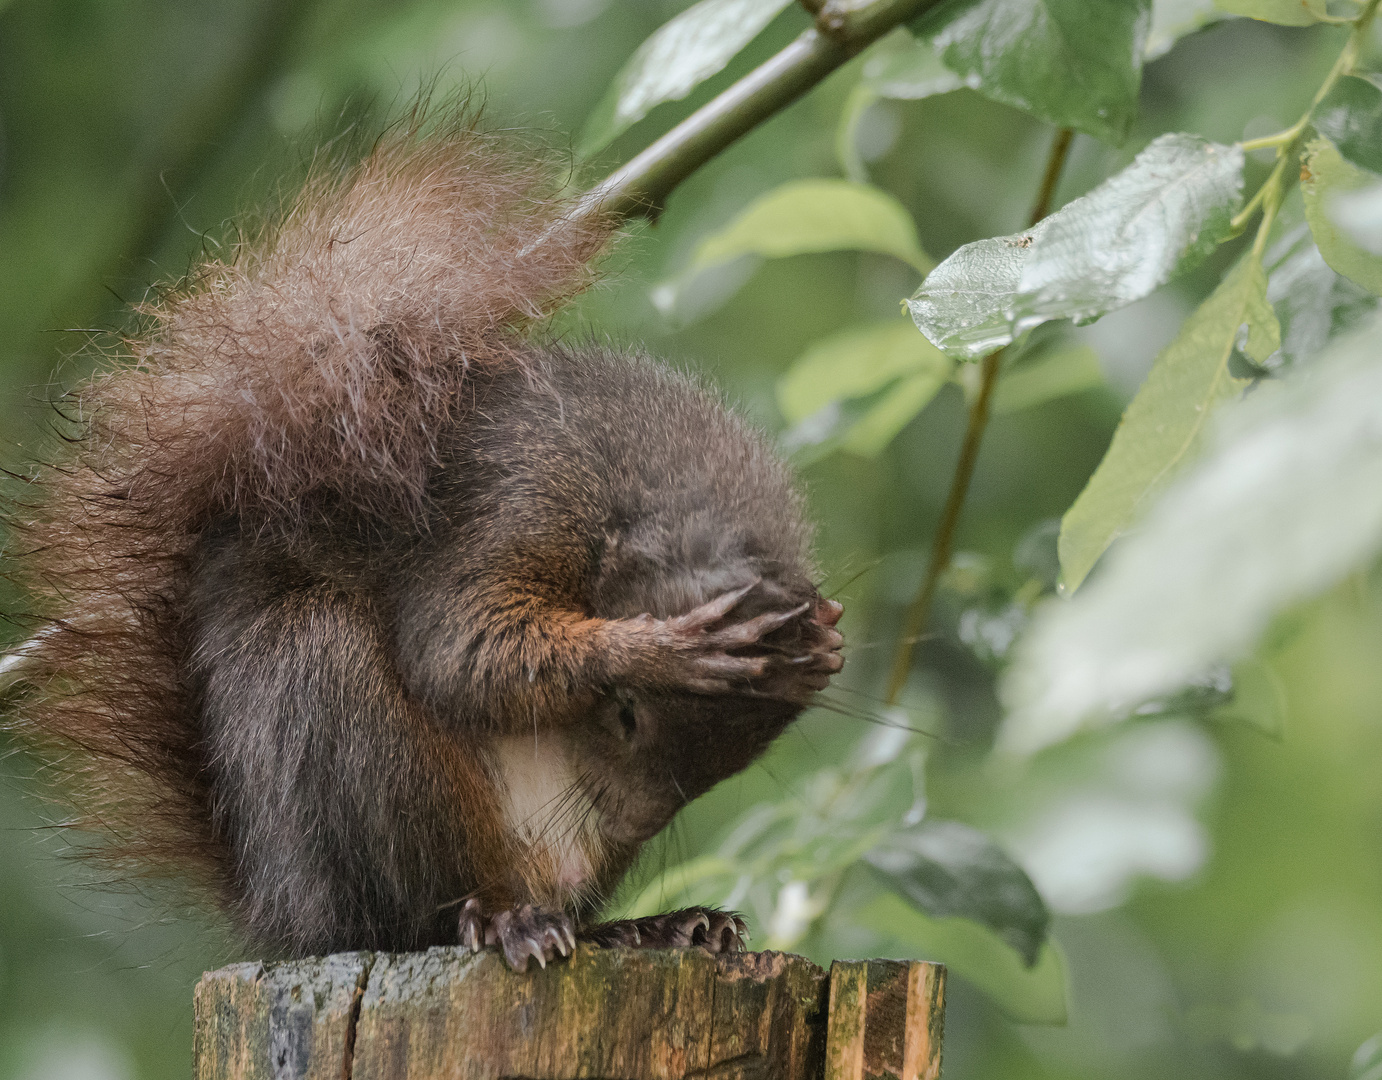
[576, 0, 793, 156]
[1264, 223, 1378, 370]
[836, 84, 879, 184]
[1057, 253, 1276, 595]
[860, 27, 965, 100]
[907, 133, 1243, 360]
[779, 322, 949, 422]
[1145, 0, 1228, 61]
[1351, 1033, 1382, 1080]
[1212, 0, 1325, 26]
[992, 344, 1103, 413]
[841, 373, 952, 456]
[856, 892, 1069, 1024]
[1003, 311, 1382, 755]
[1303, 136, 1382, 296]
[778, 322, 952, 457]
[725, 750, 924, 881]
[865, 819, 1050, 966]
[688, 179, 933, 275]
[915, 0, 1151, 143]
[1315, 75, 1382, 174]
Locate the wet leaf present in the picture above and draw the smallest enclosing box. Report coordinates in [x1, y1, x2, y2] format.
[1314, 74, 1382, 174]
[992, 343, 1103, 413]
[856, 892, 1069, 1024]
[908, 133, 1243, 360]
[866, 819, 1051, 966]
[914, 0, 1151, 143]
[1058, 253, 1276, 594]
[1213, 0, 1325, 26]
[1004, 311, 1382, 755]
[577, 0, 793, 156]
[1303, 136, 1382, 295]
[778, 321, 952, 457]
[1128, 664, 1234, 719]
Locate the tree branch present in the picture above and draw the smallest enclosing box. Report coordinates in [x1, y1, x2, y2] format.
[576, 0, 946, 223]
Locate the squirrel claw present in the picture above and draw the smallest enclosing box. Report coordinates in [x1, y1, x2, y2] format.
[459, 897, 486, 952]
[459, 901, 576, 973]
[579, 907, 747, 954]
[815, 597, 845, 627]
[748, 595, 846, 702]
[674, 580, 761, 629]
[704, 603, 810, 649]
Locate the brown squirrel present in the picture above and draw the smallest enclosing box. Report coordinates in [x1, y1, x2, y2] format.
[0, 112, 843, 972]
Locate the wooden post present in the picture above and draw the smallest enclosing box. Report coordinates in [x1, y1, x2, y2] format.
[193, 946, 945, 1080]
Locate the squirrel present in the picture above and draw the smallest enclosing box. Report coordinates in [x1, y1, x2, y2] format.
[0, 110, 844, 973]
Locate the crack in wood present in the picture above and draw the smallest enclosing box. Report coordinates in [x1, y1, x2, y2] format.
[339, 955, 374, 1080]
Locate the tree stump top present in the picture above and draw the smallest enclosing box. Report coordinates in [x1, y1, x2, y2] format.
[193, 945, 945, 1080]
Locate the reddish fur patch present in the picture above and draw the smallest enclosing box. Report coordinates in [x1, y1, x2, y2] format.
[3, 109, 613, 893]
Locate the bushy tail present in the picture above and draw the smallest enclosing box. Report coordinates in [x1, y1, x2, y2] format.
[1, 107, 613, 888]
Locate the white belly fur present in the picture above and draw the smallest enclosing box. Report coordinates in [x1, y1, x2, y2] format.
[492, 734, 595, 892]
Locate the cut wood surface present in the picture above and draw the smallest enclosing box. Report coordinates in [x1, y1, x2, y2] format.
[193, 946, 945, 1080]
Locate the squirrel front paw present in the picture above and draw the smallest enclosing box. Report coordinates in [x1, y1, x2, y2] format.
[754, 593, 845, 704]
[580, 908, 747, 953]
[459, 899, 576, 973]
[609, 581, 822, 695]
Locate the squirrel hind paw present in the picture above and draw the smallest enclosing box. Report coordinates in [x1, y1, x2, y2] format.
[579, 907, 747, 954]
[459, 900, 575, 973]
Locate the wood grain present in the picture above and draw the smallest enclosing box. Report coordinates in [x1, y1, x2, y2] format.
[823, 960, 946, 1080]
[192, 947, 943, 1080]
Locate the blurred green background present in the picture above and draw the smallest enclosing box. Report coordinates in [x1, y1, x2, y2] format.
[2, 1, 1380, 1078]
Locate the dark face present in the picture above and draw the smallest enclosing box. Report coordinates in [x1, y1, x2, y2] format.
[579, 525, 842, 851]
[569, 685, 802, 847]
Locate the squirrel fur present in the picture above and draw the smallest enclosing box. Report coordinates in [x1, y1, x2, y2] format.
[1, 110, 844, 970]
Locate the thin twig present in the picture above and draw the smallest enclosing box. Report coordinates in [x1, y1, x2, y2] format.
[884, 126, 1076, 706]
[574, 0, 946, 223]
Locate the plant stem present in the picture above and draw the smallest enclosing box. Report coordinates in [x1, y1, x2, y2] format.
[1251, 160, 1286, 259]
[1231, 0, 1381, 235]
[883, 127, 1075, 707]
[574, 0, 946, 224]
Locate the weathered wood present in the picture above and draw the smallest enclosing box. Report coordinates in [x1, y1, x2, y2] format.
[193, 952, 371, 1080]
[823, 960, 945, 1080]
[193, 947, 944, 1080]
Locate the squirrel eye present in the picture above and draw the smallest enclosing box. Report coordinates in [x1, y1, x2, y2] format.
[617, 701, 638, 739]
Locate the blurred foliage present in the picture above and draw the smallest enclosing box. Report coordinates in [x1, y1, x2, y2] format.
[3, 1, 1382, 1079]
